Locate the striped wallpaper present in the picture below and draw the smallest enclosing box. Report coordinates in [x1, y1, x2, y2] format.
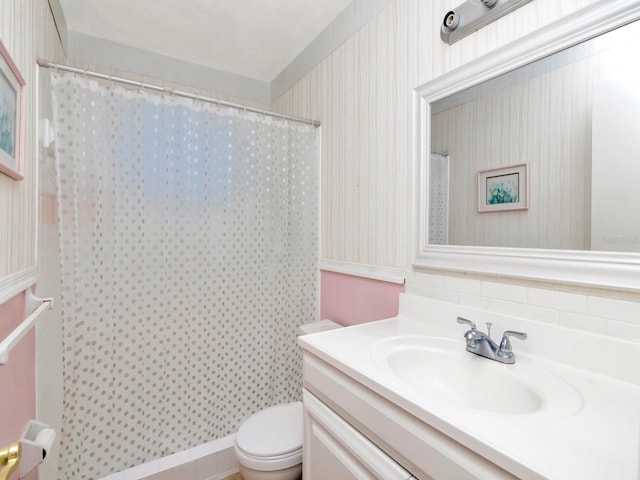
[272, 0, 599, 270]
[0, 0, 64, 298]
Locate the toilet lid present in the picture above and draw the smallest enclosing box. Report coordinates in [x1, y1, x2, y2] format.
[236, 401, 303, 458]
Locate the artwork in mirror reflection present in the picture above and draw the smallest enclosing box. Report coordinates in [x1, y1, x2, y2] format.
[486, 173, 518, 205]
[477, 163, 528, 213]
[429, 18, 640, 252]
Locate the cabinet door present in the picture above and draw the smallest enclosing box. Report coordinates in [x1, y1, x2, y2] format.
[303, 389, 415, 480]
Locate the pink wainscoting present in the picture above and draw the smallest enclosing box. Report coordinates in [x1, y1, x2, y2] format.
[320, 270, 405, 326]
[0, 292, 36, 449]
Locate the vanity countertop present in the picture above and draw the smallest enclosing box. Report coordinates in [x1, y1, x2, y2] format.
[299, 294, 640, 480]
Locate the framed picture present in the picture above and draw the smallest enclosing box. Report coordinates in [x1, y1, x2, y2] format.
[477, 163, 528, 213]
[0, 40, 26, 180]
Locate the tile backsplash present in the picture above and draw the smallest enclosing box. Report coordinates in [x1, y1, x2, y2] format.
[406, 271, 640, 342]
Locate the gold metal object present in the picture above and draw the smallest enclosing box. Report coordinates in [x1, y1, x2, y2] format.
[0, 442, 20, 480]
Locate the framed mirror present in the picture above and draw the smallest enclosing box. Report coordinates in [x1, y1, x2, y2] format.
[414, 0, 640, 291]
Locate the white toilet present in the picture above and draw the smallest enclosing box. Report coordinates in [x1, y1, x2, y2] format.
[233, 320, 341, 480]
[234, 402, 304, 480]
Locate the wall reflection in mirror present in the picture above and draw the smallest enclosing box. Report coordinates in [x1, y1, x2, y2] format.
[429, 18, 640, 252]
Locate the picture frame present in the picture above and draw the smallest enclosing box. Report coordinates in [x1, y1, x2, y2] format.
[0, 40, 26, 180]
[477, 163, 528, 213]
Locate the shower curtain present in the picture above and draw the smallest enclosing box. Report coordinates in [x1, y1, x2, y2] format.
[429, 152, 449, 245]
[50, 72, 318, 479]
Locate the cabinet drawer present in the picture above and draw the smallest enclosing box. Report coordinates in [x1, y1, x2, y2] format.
[303, 389, 416, 480]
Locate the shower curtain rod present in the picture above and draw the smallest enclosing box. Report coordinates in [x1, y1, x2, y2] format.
[37, 59, 321, 128]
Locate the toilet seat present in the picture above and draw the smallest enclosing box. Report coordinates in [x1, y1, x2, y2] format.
[234, 401, 303, 471]
[234, 442, 302, 471]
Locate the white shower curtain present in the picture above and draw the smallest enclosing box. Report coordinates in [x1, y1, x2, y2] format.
[429, 152, 449, 245]
[50, 72, 318, 479]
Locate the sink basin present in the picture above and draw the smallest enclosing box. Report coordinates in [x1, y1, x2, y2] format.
[373, 336, 583, 417]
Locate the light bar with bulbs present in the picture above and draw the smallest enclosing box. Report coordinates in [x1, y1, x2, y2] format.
[440, 0, 534, 45]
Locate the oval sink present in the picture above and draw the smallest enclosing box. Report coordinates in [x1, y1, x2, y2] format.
[373, 336, 583, 417]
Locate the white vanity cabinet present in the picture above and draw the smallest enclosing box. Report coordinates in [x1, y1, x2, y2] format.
[301, 348, 518, 480]
[299, 293, 640, 480]
[302, 389, 415, 480]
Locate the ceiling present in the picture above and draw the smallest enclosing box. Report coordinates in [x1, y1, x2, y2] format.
[48, 0, 391, 103]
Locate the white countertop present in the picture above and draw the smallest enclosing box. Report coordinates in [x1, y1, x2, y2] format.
[299, 294, 640, 479]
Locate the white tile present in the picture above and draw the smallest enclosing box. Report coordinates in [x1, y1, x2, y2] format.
[403, 269, 416, 285]
[411, 271, 446, 288]
[405, 283, 460, 304]
[528, 288, 587, 314]
[588, 296, 640, 325]
[518, 304, 559, 325]
[606, 320, 640, 342]
[458, 293, 486, 309]
[485, 298, 520, 317]
[404, 283, 421, 295]
[481, 281, 527, 303]
[443, 276, 482, 295]
[557, 312, 606, 334]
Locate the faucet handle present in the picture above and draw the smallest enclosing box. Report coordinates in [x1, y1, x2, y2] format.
[499, 330, 528, 354]
[456, 317, 476, 330]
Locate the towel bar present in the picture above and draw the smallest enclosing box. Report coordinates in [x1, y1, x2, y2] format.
[0, 290, 53, 365]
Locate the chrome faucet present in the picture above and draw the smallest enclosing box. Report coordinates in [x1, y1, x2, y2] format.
[456, 317, 527, 364]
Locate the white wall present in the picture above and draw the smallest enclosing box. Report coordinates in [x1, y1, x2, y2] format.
[0, 1, 65, 479]
[272, 0, 601, 268]
[13, 4, 640, 480]
[591, 76, 640, 252]
[431, 60, 593, 250]
[271, 0, 640, 342]
[0, 0, 55, 285]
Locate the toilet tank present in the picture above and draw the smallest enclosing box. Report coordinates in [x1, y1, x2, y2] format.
[298, 319, 341, 336]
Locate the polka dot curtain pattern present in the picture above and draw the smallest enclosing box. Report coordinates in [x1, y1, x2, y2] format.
[50, 72, 319, 479]
[428, 152, 449, 245]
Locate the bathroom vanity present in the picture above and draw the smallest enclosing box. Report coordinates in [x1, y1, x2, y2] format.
[299, 294, 640, 480]
[299, 3, 640, 478]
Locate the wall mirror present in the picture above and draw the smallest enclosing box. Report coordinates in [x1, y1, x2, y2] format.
[414, 0, 640, 291]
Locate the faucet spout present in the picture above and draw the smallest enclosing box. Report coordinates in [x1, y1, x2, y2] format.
[456, 318, 527, 364]
[465, 330, 500, 359]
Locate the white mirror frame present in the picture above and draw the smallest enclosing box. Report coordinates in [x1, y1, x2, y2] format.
[414, 0, 640, 292]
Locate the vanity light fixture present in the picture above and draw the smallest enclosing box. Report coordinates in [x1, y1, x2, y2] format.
[441, 0, 533, 45]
